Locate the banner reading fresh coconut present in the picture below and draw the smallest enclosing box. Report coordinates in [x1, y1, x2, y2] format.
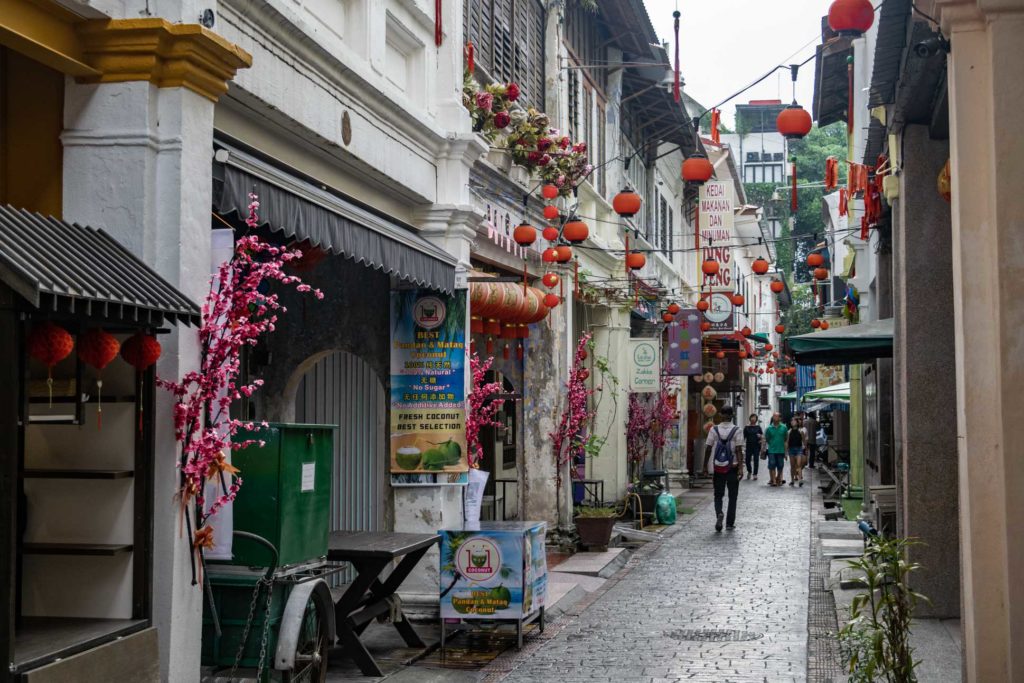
[390, 289, 468, 475]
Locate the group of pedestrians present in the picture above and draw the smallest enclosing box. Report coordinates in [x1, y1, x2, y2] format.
[706, 406, 823, 532]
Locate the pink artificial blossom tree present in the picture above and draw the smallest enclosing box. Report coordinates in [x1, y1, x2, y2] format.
[158, 193, 323, 583]
[550, 333, 594, 487]
[626, 392, 653, 480]
[466, 354, 505, 468]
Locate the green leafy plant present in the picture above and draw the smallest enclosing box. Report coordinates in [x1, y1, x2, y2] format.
[573, 505, 619, 518]
[839, 536, 930, 682]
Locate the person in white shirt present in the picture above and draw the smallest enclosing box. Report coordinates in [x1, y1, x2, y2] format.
[705, 406, 744, 532]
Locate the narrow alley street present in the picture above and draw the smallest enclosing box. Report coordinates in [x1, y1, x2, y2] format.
[496, 479, 810, 682]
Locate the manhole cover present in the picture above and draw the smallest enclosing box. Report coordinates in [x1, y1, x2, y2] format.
[666, 629, 763, 642]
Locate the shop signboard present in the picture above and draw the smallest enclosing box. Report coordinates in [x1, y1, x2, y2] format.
[628, 338, 660, 392]
[439, 522, 547, 620]
[816, 318, 849, 389]
[699, 180, 735, 289]
[389, 289, 468, 476]
[667, 310, 702, 376]
[699, 290, 735, 332]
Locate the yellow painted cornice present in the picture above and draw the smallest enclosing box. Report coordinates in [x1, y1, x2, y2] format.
[76, 19, 253, 102]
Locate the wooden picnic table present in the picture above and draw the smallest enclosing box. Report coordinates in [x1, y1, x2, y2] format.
[327, 531, 439, 676]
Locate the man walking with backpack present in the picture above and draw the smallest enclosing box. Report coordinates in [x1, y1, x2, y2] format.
[706, 406, 744, 532]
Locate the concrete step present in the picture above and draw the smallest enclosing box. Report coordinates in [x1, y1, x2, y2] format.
[822, 538, 866, 558]
[819, 520, 864, 541]
[552, 548, 630, 578]
[544, 571, 607, 616]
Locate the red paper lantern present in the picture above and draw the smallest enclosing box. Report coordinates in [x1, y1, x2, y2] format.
[696, 299, 710, 312]
[542, 226, 559, 241]
[751, 257, 770, 275]
[543, 205, 559, 220]
[662, 313, 675, 324]
[485, 318, 502, 336]
[682, 153, 714, 185]
[555, 245, 573, 263]
[562, 219, 589, 244]
[813, 267, 829, 281]
[626, 252, 646, 270]
[699, 321, 712, 332]
[120, 332, 162, 370]
[828, 0, 875, 36]
[807, 252, 825, 268]
[811, 319, 822, 329]
[544, 293, 561, 308]
[470, 317, 485, 334]
[765, 343, 774, 352]
[78, 328, 120, 371]
[767, 361, 775, 369]
[738, 350, 748, 359]
[820, 321, 831, 330]
[542, 248, 558, 263]
[715, 351, 725, 359]
[731, 293, 745, 307]
[753, 349, 762, 357]
[777, 105, 812, 140]
[542, 272, 560, 288]
[541, 184, 559, 200]
[701, 259, 720, 276]
[770, 279, 785, 294]
[667, 303, 681, 315]
[28, 322, 74, 368]
[513, 223, 537, 247]
[503, 344, 510, 360]
[486, 338, 494, 355]
[578, 369, 590, 381]
[775, 324, 786, 334]
[741, 326, 752, 337]
[612, 188, 642, 217]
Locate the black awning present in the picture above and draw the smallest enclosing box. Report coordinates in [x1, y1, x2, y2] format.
[215, 144, 457, 294]
[0, 205, 201, 326]
[813, 32, 854, 127]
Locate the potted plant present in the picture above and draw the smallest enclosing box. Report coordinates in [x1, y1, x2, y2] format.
[573, 506, 619, 551]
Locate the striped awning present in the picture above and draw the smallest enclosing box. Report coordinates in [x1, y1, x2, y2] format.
[0, 205, 201, 326]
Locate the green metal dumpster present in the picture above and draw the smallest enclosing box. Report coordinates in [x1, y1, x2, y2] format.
[227, 423, 335, 569]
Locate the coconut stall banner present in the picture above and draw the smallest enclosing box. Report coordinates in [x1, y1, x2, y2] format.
[389, 289, 468, 480]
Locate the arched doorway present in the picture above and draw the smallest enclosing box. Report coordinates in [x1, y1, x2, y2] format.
[294, 351, 386, 535]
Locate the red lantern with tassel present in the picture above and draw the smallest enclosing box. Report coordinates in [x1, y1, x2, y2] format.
[807, 252, 825, 268]
[78, 328, 120, 429]
[701, 259, 720, 276]
[543, 205, 559, 221]
[820, 321, 831, 330]
[555, 246, 573, 263]
[121, 331, 162, 433]
[775, 324, 786, 334]
[731, 293, 745, 307]
[544, 293, 560, 308]
[777, 107, 812, 140]
[662, 313, 675, 324]
[828, 0, 875, 36]
[28, 322, 75, 406]
[814, 267, 829, 281]
[542, 226, 559, 241]
[696, 299, 710, 312]
[667, 303, 681, 315]
[715, 351, 725, 359]
[541, 184, 559, 200]
[542, 247, 558, 263]
[811, 319, 822, 329]
[542, 272, 560, 288]
[741, 326, 752, 337]
[699, 321, 711, 332]
[770, 279, 785, 294]
[751, 257, 770, 275]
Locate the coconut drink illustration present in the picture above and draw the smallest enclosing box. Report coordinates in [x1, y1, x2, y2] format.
[471, 550, 488, 568]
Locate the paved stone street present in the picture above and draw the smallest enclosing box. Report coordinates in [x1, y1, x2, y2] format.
[498, 476, 811, 682]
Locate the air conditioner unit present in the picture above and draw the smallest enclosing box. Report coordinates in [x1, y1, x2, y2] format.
[870, 485, 897, 536]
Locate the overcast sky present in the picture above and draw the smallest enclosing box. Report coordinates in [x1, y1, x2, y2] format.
[646, 0, 825, 128]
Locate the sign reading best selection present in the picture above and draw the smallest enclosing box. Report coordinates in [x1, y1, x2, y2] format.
[628, 338, 661, 392]
[389, 290, 468, 474]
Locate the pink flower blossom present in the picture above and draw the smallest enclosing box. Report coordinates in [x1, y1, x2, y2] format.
[466, 354, 505, 467]
[506, 82, 521, 101]
[475, 91, 494, 112]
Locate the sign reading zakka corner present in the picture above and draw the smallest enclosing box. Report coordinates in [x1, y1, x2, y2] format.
[628, 338, 660, 392]
[389, 289, 468, 475]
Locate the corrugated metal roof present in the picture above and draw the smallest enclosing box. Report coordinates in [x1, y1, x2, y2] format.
[867, 0, 912, 108]
[0, 205, 201, 326]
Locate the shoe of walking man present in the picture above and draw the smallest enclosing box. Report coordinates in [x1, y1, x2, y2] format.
[764, 413, 787, 486]
[743, 414, 764, 481]
[707, 406, 743, 531]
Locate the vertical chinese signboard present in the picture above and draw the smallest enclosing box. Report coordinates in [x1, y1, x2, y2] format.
[700, 181, 736, 332]
[389, 289, 468, 476]
[628, 338, 661, 392]
[667, 310, 703, 376]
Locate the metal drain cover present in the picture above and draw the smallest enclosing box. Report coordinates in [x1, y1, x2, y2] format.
[666, 629, 764, 642]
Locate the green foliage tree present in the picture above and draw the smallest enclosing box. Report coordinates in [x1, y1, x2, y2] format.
[781, 283, 817, 337]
